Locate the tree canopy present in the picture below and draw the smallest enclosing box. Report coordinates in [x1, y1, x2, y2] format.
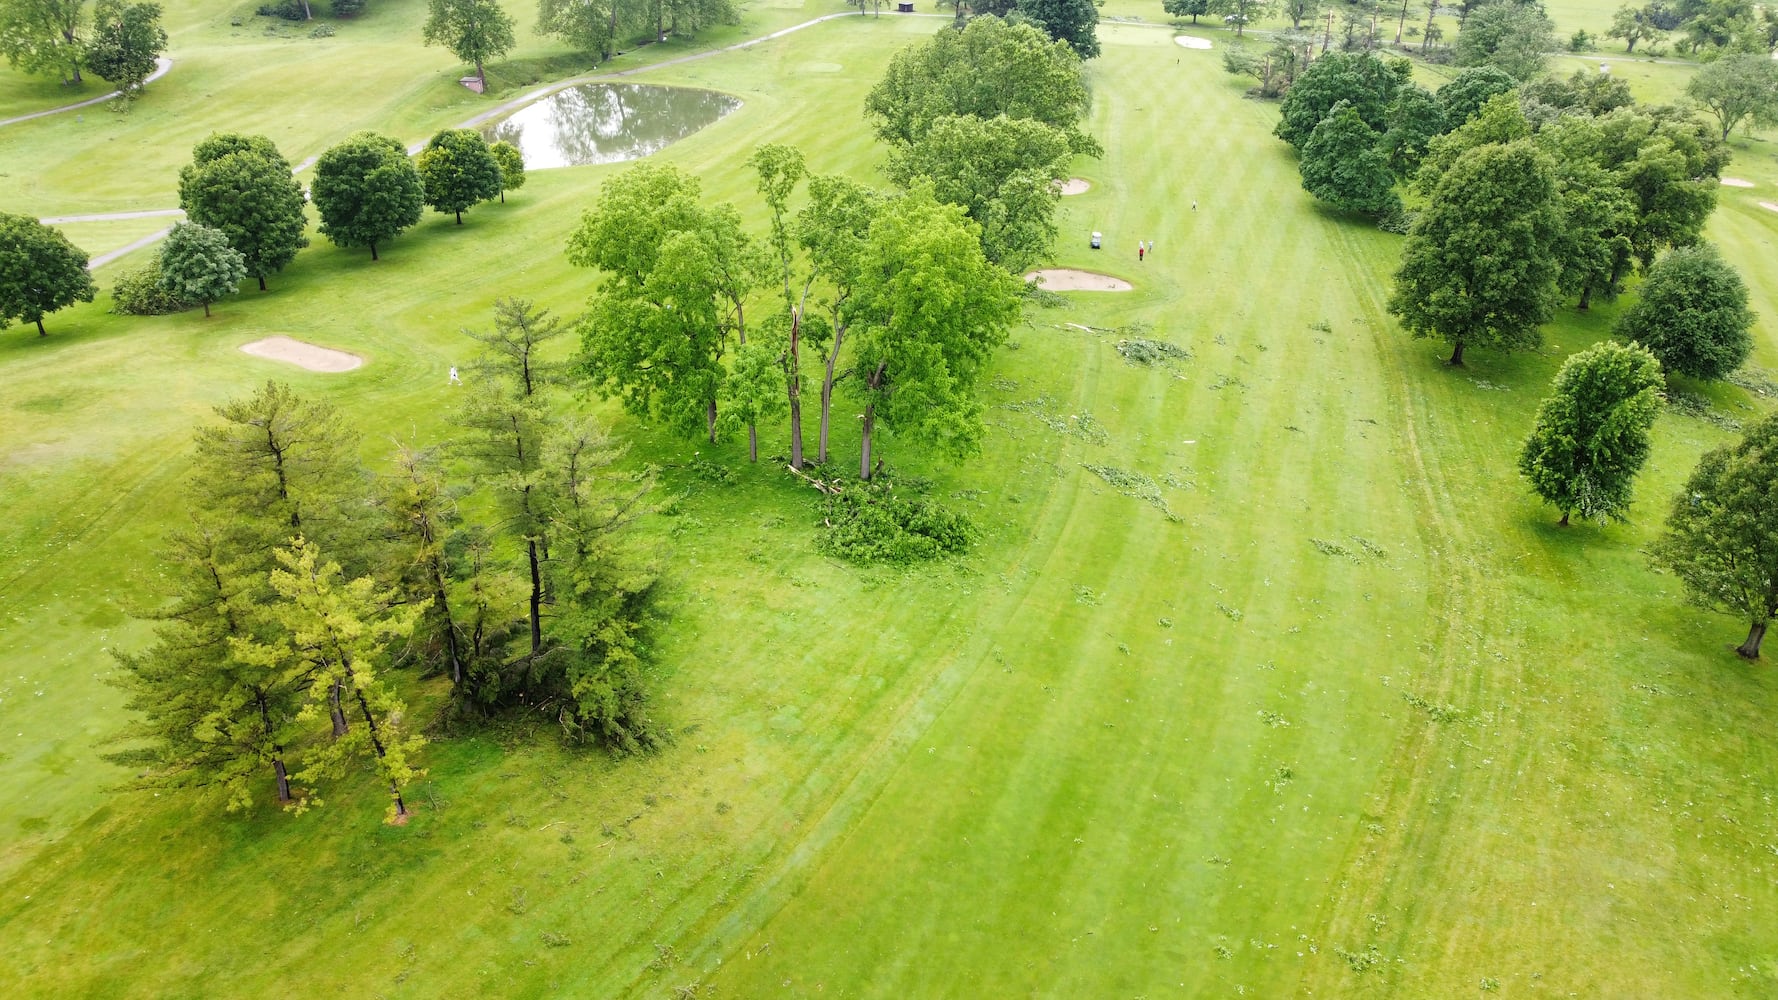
[864, 15, 1100, 156]
[1274, 52, 1411, 149]
[422, 0, 515, 92]
[1614, 243, 1753, 381]
[1517, 341, 1664, 525]
[1453, 1, 1555, 80]
[1388, 141, 1563, 365]
[416, 128, 503, 224]
[1685, 52, 1778, 140]
[1019, 0, 1103, 57]
[85, 0, 164, 95]
[157, 222, 247, 317]
[1435, 65, 1517, 128]
[884, 113, 1073, 272]
[0, 0, 89, 83]
[311, 131, 425, 260]
[0, 213, 96, 336]
[490, 139, 525, 202]
[177, 133, 308, 291]
[1299, 100, 1401, 218]
[1650, 413, 1778, 659]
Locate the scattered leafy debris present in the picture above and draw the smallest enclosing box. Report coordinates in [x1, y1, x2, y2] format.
[815, 478, 978, 564]
[1402, 692, 1463, 723]
[1115, 337, 1192, 368]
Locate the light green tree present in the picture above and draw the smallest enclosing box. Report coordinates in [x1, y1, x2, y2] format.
[0, 0, 89, 83]
[490, 139, 525, 203]
[157, 221, 246, 318]
[1686, 53, 1778, 140]
[85, 0, 163, 96]
[1517, 341, 1664, 525]
[1649, 413, 1778, 659]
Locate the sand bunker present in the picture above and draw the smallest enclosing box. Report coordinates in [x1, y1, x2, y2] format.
[1761, 201, 1778, 214]
[1026, 269, 1133, 292]
[1174, 35, 1213, 49]
[240, 336, 364, 372]
[1721, 177, 1754, 188]
[1057, 177, 1091, 196]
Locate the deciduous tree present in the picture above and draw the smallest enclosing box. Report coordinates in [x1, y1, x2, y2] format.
[1453, 1, 1554, 80]
[157, 222, 245, 318]
[1209, 0, 1275, 36]
[416, 128, 503, 224]
[1163, 0, 1210, 23]
[1685, 52, 1778, 140]
[178, 134, 308, 291]
[1020, 0, 1103, 58]
[848, 183, 1023, 479]
[1614, 243, 1753, 381]
[0, 0, 89, 83]
[1379, 84, 1442, 178]
[490, 139, 525, 202]
[1274, 51, 1410, 148]
[311, 131, 425, 260]
[885, 113, 1073, 272]
[85, 0, 163, 96]
[1389, 141, 1563, 365]
[1435, 64, 1516, 128]
[1298, 99, 1400, 217]
[1649, 413, 1778, 659]
[0, 212, 95, 336]
[1517, 341, 1663, 525]
[422, 0, 514, 93]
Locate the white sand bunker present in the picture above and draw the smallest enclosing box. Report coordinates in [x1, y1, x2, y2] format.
[1175, 35, 1213, 49]
[1026, 269, 1133, 292]
[240, 336, 364, 372]
[1721, 177, 1754, 188]
[1056, 177, 1091, 195]
[1761, 201, 1778, 214]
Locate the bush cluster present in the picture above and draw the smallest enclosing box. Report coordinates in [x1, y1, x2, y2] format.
[815, 479, 978, 564]
[110, 257, 192, 315]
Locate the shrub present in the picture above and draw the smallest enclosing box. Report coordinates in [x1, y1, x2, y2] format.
[110, 256, 193, 315]
[815, 479, 978, 564]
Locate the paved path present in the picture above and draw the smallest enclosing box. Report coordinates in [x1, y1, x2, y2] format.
[0, 57, 173, 129]
[41, 208, 184, 225]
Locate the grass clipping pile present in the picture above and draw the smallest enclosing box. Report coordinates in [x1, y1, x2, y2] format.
[815, 477, 979, 564]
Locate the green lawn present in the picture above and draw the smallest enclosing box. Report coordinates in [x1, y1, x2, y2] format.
[2, 3, 1777, 997]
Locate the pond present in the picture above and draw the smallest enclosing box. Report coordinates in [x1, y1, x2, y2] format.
[482, 83, 742, 170]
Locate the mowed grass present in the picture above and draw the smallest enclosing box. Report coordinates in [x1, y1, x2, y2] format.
[0, 5, 1777, 998]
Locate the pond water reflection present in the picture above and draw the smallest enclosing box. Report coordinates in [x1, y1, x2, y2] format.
[483, 83, 742, 169]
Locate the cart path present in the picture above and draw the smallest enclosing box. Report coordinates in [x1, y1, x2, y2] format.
[0, 57, 173, 128]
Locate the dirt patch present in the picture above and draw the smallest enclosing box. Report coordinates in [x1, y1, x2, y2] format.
[1056, 177, 1091, 196]
[1760, 201, 1778, 214]
[1025, 269, 1133, 292]
[1174, 35, 1213, 49]
[1721, 177, 1754, 188]
[240, 336, 364, 372]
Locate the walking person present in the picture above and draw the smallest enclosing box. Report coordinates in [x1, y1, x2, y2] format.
[449, 366, 461, 385]
[1138, 241, 1145, 262]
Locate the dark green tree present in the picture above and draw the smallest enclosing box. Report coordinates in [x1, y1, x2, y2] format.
[85, 0, 162, 96]
[1389, 141, 1563, 365]
[1649, 413, 1778, 659]
[1209, 0, 1276, 36]
[1299, 99, 1401, 217]
[1435, 64, 1516, 127]
[490, 139, 525, 203]
[157, 222, 245, 318]
[178, 134, 308, 291]
[311, 131, 425, 260]
[1521, 67, 1635, 117]
[1685, 52, 1778, 140]
[1274, 51, 1411, 148]
[1414, 90, 1529, 194]
[0, 213, 95, 336]
[1163, 0, 1210, 23]
[1379, 84, 1443, 179]
[416, 128, 503, 224]
[422, 0, 515, 93]
[1517, 341, 1664, 525]
[1607, 3, 1661, 52]
[1615, 243, 1754, 381]
[1020, 0, 1103, 58]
